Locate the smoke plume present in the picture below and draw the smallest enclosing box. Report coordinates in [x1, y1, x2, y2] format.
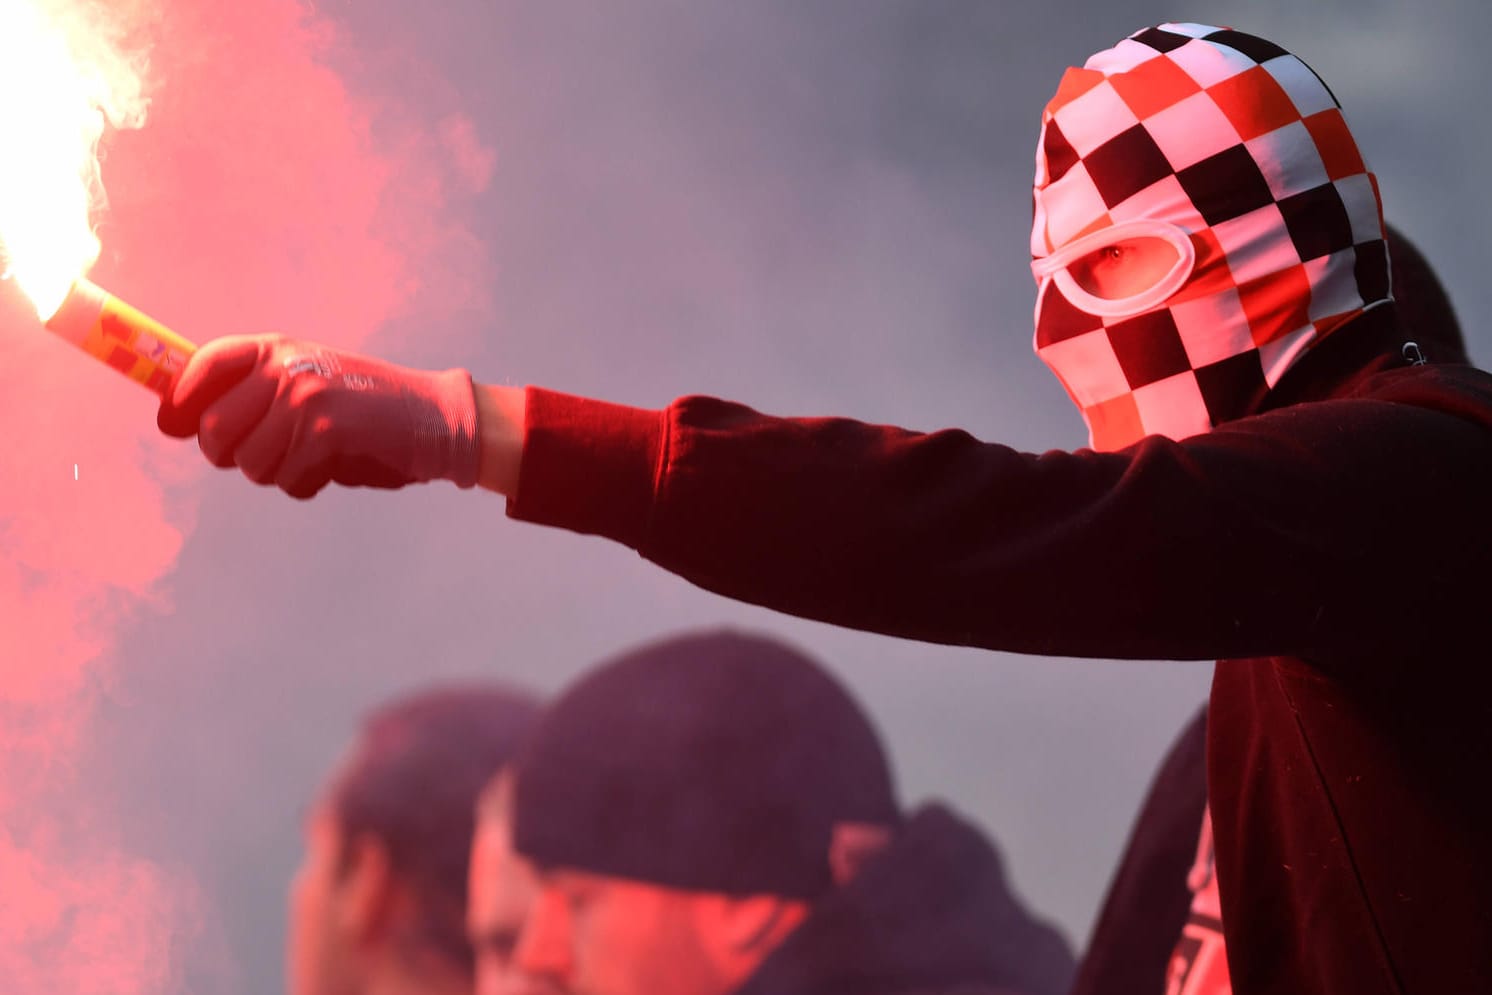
[0, 0, 495, 990]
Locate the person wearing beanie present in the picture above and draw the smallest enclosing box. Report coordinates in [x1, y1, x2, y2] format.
[164, 22, 1492, 995]
[494, 629, 1074, 995]
[288, 684, 540, 995]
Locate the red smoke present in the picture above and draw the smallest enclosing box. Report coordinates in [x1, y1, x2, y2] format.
[0, 0, 492, 990]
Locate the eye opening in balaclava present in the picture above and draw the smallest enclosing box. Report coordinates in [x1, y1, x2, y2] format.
[1032, 219, 1197, 317]
[1031, 22, 1392, 452]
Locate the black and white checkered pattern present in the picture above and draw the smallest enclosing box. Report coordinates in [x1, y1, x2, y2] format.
[1031, 23, 1391, 450]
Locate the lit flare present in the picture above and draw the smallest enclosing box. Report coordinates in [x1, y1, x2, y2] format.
[0, 0, 196, 394]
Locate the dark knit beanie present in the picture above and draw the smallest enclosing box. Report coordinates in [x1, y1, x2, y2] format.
[512, 629, 900, 899]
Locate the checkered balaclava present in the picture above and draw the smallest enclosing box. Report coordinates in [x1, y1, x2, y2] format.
[1032, 23, 1392, 451]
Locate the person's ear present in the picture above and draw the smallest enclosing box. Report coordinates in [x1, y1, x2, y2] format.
[334, 833, 401, 947]
[704, 893, 809, 956]
[828, 822, 893, 887]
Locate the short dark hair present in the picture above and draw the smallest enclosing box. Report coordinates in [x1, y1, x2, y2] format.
[326, 684, 540, 973]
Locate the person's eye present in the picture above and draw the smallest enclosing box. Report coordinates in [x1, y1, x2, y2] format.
[1087, 243, 1127, 270]
[1066, 246, 1127, 296]
[1065, 236, 1179, 300]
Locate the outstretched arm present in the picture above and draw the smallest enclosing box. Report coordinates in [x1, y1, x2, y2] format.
[160, 335, 1492, 664]
[505, 380, 1492, 665]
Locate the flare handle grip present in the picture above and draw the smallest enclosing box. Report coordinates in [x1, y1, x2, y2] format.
[44, 278, 197, 395]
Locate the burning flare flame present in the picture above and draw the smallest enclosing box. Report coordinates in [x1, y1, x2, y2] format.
[0, 0, 147, 320]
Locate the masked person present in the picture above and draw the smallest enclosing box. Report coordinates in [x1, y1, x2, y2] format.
[289, 685, 539, 995]
[164, 24, 1492, 995]
[490, 629, 1074, 995]
[1069, 224, 1471, 995]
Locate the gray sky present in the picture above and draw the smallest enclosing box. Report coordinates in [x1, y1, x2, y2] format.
[3, 1, 1489, 992]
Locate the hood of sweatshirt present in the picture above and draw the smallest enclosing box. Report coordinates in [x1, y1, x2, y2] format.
[732, 805, 1075, 995]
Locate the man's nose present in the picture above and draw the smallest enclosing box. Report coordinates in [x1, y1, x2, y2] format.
[513, 889, 574, 985]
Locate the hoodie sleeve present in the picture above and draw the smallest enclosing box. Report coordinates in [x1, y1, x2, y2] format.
[508, 370, 1492, 665]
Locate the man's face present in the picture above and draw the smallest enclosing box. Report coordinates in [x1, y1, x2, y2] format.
[286, 807, 357, 995]
[510, 869, 755, 995]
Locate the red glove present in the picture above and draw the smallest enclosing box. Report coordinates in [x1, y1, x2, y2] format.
[158, 335, 481, 499]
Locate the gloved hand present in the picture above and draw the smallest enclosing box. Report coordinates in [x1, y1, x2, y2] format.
[157, 334, 481, 499]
